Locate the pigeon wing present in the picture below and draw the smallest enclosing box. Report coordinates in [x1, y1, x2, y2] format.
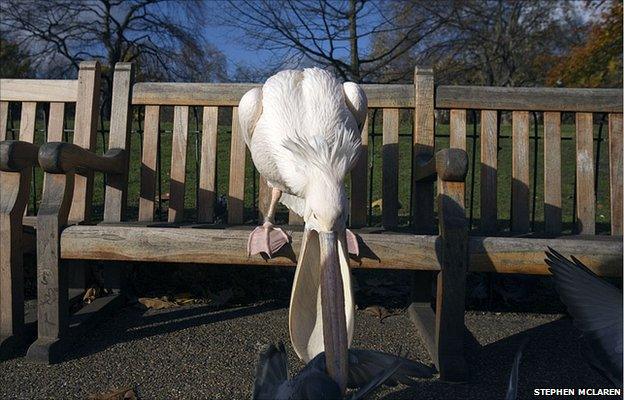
[252, 342, 289, 400]
[545, 247, 623, 386]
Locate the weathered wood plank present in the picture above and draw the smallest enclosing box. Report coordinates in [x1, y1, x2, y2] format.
[576, 113, 595, 234]
[435, 179, 468, 381]
[511, 111, 530, 233]
[228, 107, 246, 224]
[449, 109, 466, 151]
[104, 62, 134, 223]
[132, 82, 415, 108]
[198, 106, 218, 223]
[0, 101, 8, 141]
[19, 102, 37, 143]
[350, 115, 368, 228]
[382, 108, 399, 229]
[133, 82, 622, 112]
[480, 110, 498, 233]
[0, 80, 78, 103]
[47, 103, 65, 142]
[449, 109, 466, 208]
[436, 86, 622, 113]
[168, 105, 189, 223]
[543, 112, 562, 234]
[59, 225, 622, 276]
[138, 105, 159, 222]
[609, 113, 623, 235]
[411, 67, 435, 233]
[0, 168, 31, 341]
[27, 172, 75, 363]
[69, 60, 100, 223]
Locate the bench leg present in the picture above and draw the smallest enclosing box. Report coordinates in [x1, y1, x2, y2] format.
[0, 170, 31, 357]
[435, 181, 468, 382]
[26, 173, 73, 364]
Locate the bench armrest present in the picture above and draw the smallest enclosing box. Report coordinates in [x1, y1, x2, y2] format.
[413, 148, 468, 183]
[0, 140, 39, 172]
[38, 142, 126, 175]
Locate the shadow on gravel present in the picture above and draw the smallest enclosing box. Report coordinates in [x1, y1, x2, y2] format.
[379, 318, 611, 400]
[62, 300, 286, 362]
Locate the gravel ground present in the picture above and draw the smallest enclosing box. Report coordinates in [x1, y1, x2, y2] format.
[0, 299, 612, 400]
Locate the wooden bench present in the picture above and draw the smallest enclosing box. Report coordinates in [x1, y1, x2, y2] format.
[1, 65, 621, 382]
[0, 61, 102, 354]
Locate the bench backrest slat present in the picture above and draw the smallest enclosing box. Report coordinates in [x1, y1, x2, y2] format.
[412, 68, 435, 234]
[575, 113, 595, 234]
[47, 102, 65, 142]
[480, 110, 498, 234]
[69, 61, 101, 223]
[228, 106, 246, 224]
[349, 115, 369, 228]
[0, 61, 101, 222]
[168, 105, 190, 223]
[139, 105, 160, 222]
[609, 113, 623, 235]
[382, 108, 399, 229]
[543, 112, 562, 234]
[198, 106, 219, 223]
[19, 101, 37, 143]
[104, 63, 135, 223]
[511, 111, 530, 233]
[0, 102, 8, 141]
[449, 109, 466, 151]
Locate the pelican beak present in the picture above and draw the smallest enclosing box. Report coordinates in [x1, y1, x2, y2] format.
[318, 231, 349, 393]
[289, 228, 354, 394]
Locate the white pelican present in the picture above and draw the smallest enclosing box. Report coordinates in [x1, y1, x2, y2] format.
[238, 68, 367, 393]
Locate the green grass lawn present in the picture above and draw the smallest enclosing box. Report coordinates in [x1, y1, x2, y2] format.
[16, 108, 614, 234]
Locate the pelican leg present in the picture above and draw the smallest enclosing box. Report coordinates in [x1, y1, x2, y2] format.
[247, 188, 291, 257]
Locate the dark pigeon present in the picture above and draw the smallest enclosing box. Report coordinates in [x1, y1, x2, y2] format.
[252, 342, 435, 400]
[545, 247, 623, 388]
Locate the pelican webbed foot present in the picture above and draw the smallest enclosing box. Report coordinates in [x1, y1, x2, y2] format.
[247, 221, 291, 258]
[345, 229, 359, 256]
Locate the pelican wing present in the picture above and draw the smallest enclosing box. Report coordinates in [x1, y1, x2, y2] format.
[343, 82, 368, 132]
[238, 87, 263, 148]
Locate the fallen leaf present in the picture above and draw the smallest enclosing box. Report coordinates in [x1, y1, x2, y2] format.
[87, 387, 137, 400]
[138, 297, 178, 310]
[363, 305, 401, 322]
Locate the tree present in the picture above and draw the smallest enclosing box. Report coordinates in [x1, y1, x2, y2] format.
[0, 0, 227, 113]
[370, 0, 590, 86]
[0, 36, 32, 78]
[218, 0, 446, 83]
[546, 0, 622, 88]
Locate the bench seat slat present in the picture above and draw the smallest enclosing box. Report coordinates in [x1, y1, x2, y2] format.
[58, 225, 622, 276]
